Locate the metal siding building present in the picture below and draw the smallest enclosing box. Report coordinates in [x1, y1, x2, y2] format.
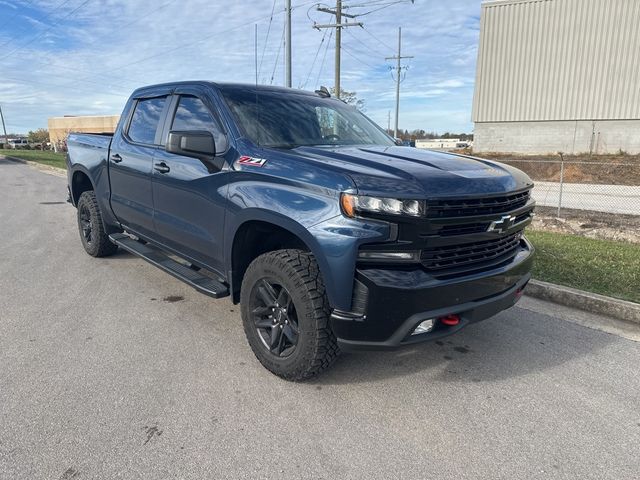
[472, 0, 640, 154]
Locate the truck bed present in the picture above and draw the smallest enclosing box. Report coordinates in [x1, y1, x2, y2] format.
[67, 132, 112, 170]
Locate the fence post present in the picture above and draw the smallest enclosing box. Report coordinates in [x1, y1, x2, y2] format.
[557, 152, 564, 218]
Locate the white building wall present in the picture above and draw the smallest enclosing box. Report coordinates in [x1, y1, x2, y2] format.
[472, 0, 640, 154]
[474, 119, 640, 154]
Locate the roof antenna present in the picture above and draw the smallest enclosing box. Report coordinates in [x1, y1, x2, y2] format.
[254, 23, 262, 148]
[254, 24, 258, 87]
[315, 86, 331, 98]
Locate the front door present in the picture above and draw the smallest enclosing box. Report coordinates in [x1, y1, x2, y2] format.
[109, 95, 168, 238]
[151, 93, 229, 273]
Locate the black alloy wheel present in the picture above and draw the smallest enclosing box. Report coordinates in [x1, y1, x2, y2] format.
[251, 279, 299, 357]
[240, 249, 339, 380]
[79, 202, 93, 245]
[76, 190, 118, 257]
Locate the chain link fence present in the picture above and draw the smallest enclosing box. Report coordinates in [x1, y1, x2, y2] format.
[496, 155, 640, 303]
[495, 155, 640, 217]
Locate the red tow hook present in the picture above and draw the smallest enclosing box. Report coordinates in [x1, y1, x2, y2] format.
[439, 314, 460, 326]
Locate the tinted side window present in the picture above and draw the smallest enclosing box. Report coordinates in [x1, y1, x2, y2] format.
[171, 96, 226, 151]
[128, 96, 166, 145]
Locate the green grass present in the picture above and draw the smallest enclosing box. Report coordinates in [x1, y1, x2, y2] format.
[0, 148, 66, 169]
[527, 230, 640, 303]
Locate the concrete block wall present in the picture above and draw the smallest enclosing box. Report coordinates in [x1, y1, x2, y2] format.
[474, 120, 640, 155]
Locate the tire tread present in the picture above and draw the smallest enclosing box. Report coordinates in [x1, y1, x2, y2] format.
[77, 191, 118, 257]
[241, 249, 339, 380]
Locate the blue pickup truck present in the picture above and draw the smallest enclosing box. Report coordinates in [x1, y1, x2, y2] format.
[67, 81, 535, 380]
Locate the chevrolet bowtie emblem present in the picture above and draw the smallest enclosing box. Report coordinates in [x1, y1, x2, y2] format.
[487, 215, 516, 233]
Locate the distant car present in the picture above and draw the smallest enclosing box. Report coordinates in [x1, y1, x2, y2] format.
[8, 139, 29, 149]
[456, 142, 470, 148]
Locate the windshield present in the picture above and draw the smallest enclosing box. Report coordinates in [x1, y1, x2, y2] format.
[221, 88, 395, 148]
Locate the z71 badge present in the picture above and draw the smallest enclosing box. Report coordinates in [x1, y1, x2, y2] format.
[237, 156, 267, 167]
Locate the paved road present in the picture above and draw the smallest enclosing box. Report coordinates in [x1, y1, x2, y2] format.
[532, 181, 640, 215]
[1, 159, 639, 480]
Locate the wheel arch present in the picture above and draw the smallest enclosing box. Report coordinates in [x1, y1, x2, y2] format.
[227, 214, 333, 306]
[70, 167, 95, 205]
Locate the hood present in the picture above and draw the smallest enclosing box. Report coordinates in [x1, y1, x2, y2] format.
[292, 145, 533, 198]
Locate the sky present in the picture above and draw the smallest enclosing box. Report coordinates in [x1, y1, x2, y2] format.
[0, 0, 482, 134]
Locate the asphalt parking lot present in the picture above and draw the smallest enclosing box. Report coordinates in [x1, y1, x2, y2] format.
[1, 158, 639, 480]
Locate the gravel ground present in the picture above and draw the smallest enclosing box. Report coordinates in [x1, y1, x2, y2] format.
[1, 158, 639, 480]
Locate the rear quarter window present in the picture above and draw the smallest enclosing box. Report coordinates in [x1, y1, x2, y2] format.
[127, 97, 167, 145]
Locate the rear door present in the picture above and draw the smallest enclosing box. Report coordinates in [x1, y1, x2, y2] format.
[109, 95, 169, 238]
[151, 90, 230, 272]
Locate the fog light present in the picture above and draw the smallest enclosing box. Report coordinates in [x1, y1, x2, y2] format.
[412, 319, 434, 335]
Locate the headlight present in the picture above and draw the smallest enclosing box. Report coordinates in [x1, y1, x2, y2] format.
[340, 193, 424, 218]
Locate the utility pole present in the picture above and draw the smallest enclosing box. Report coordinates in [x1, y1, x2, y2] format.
[285, 0, 292, 87]
[335, 0, 341, 97]
[313, 1, 362, 99]
[385, 27, 413, 138]
[0, 104, 7, 145]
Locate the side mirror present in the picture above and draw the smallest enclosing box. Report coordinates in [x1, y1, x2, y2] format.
[166, 130, 215, 158]
[394, 138, 403, 146]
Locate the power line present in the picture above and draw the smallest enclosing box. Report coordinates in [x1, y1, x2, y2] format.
[341, 43, 376, 69]
[361, 25, 395, 53]
[270, 18, 286, 84]
[1, 0, 177, 84]
[0, 0, 89, 61]
[36, 9, 298, 94]
[2, 0, 318, 90]
[315, 28, 333, 89]
[0, 0, 35, 34]
[343, 27, 384, 57]
[3, 67, 132, 91]
[0, 75, 130, 101]
[345, 0, 412, 16]
[258, 0, 278, 81]
[302, 28, 328, 89]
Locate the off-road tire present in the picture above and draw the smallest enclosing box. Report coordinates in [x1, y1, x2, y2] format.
[240, 249, 340, 381]
[76, 191, 118, 257]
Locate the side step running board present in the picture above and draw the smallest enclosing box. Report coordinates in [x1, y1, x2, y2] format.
[109, 233, 229, 299]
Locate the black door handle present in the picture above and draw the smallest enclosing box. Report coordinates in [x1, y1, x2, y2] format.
[110, 154, 123, 163]
[154, 162, 170, 174]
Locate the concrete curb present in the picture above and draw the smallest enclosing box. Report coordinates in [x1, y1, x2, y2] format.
[526, 279, 640, 325]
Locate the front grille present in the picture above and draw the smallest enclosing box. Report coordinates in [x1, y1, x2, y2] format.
[421, 231, 523, 277]
[439, 222, 489, 237]
[425, 190, 531, 218]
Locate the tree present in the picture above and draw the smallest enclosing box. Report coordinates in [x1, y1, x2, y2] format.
[329, 87, 365, 111]
[28, 128, 49, 149]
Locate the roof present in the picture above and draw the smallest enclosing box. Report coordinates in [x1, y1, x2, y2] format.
[131, 80, 322, 98]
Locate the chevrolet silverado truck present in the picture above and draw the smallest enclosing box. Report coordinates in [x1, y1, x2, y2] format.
[66, 81, 535, 380]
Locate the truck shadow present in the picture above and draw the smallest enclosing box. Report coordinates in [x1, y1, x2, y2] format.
[312, 307, 616, 385]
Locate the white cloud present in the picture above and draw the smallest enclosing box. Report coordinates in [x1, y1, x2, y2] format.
[0, 0, 480, 133]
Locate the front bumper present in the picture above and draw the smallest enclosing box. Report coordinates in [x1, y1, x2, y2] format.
[331, 238, 534, 350]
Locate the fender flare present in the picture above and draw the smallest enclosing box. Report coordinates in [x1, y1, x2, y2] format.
[225, 208, 339, 306]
